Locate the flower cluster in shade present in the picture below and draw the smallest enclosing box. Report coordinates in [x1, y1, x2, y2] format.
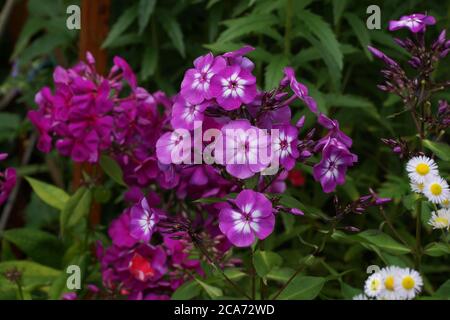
[354, 266, 423, 300]
[97, 193, 235, 300]
[0, 153, 16, 206]
[368, 13, 450, 132]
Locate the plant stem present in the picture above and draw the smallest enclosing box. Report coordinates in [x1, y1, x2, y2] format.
[194, 239, 252, 299]
[415, 200, 422, 269]
[250, 247, 256, 300]
[379, 207, 410, 248]
[259, 241, 267, 300]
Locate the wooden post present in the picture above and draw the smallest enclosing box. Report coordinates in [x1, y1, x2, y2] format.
[74, 0, 111, 225]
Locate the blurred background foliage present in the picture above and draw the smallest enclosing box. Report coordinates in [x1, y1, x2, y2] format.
[0, 0, 449, 299]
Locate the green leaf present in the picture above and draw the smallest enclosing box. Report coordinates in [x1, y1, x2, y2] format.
[217, 14, 278, 43]
[138, 0, 157, 34]
[60, 187, 87, 235]
[194, 278, 223, 299]
[0, 260, 61, 291]
[299, 10, 343, 71]
[19, 33, 69, 64]
[332, 0, 348, 25]
[253, 250, 283, 278]
[25, 177, 69, 210]
[340, 282, 361, 300]
[434, 280, 450, 299]
[99, 155, 126, 186]
[158, 12, 185, 57]
[2, 229, 64, 268]
[344, 13, 372, 60]
[67, 189, 93, 227]
[423, 140, 450, 161]
[102, 5, 138, 48]
[11, 18, 46, 59]
[424, 242, 450, 257]
[264, 54, 289, 90]
[172, 280, 201, 300]
[141, 45, 158, 80]
[334, 230, 411, 255]
[275, 276, 325, 300]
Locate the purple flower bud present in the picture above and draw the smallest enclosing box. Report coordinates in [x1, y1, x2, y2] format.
[296, 115, 306, 128]
[393, 146, 402, 153]
[440, 48, 450, 58]
[290, 208, 304, 216]
[62, 292, 77, 300]
[344, 226, 360, 233]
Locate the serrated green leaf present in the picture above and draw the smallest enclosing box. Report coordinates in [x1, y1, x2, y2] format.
[344, 13, 372, 60]
[102, 5, 138, 48]
[25, 177, 69, 210]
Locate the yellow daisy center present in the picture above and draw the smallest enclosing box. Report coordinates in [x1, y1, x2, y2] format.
[435, 217, 449, 226]
[415, 163, 430, 175]
[401, 276, 415, 290]
[370, 279, 380, 291]
[417, 183, 424, 191]
[443, 199, 449, 206]
[385, 276, 395, 291]
[430, 183, 442, 196]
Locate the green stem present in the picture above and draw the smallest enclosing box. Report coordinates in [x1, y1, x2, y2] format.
[16, 281, 24, 300]
[415, 200, 422, 269]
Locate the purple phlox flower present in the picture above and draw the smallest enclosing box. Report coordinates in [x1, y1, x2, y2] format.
[219, 190, 275, 247]
[27, 110, 52, 153]
[218, 120, 270, 179]
[317, 113, 353, 148]
[313, 138, 357, 193]
[108, 209, 139, 248]
[389, 13, 436, 33]
[283, 67, 318, 113]
[211, 65, 257, 110]
[0, 167, 16, 206]
[129, 198, 161, 243]
[113, 56, 137, 89]
[181, 53, 226, 104]
[367, 46, 399, 68]
[156, 130, 192, 165]
[272, 124, 299, 170]
[223, 45, 255, 71]
[170, 95, 211, 130]
[62, 292, 77, 300]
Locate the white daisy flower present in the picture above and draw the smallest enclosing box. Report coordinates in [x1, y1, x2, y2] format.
[406, 156, 439, 183]
[428, 208, 450, 230]
[423, 176, 450, 204]
[410, 181, 425, 194]
[395, 268, 423, 300]
[378, 266, 404, 300]
[364, 273, 383, 297]
[352, 293, 369, 300]
[440, 198, 449, 209]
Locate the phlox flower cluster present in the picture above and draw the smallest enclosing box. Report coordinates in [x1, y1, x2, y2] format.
[97, 192, 235, 300]
[354, 266, 423, 300]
